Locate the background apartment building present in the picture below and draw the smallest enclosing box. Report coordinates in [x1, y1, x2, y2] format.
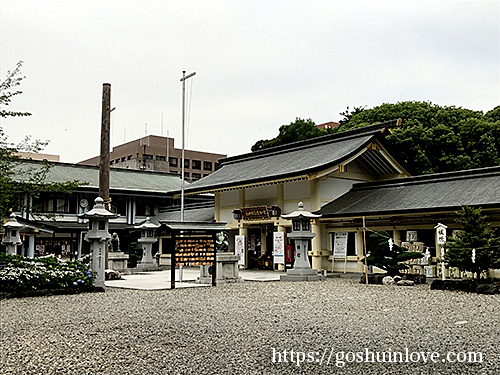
[79, 135, 226, 181]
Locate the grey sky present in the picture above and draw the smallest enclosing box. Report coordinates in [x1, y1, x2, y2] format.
[1, 0, 499, 163]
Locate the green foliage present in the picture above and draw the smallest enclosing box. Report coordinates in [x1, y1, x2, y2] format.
[0, 253, 96, 292]
[443, 206, 500, 279]
[363, 230, 423, 275]
[250, 102, 500, 175]
[338, 101, 500, 174]
[339, 105, 366, 126]
[251, 118, 328, 151]
[0, 61, 31, 118]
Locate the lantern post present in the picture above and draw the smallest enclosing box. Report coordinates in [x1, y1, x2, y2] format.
[79, 197, 118, 288]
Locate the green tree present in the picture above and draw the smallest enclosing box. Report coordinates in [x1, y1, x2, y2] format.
[338, 105, 366, 126]
[0, 61, 81, 224]
[363, 230, 423, 276]
[443, 206, 500, 280]
[0, 61, 31, 118]
[339, 101, 500, 174]
[251, 118, 327, 151]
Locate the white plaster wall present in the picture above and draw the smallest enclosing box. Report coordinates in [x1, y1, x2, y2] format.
[284, 180, 310, 200]
[220, 208, 235, 224]
[220, 190, 239, 207]
[245, 185, 277, 202]
[319, 178, 355, 206]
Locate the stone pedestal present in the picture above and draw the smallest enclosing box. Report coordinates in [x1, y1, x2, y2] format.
[107, 252, 129, 272]
[280, 268, 324, 282]
[198, 253, 242, 284]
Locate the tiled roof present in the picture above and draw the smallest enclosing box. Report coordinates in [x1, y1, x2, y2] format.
[181, 120, 401, 194]
[318, 166, 500, 218]
[12, 160, 183, 194]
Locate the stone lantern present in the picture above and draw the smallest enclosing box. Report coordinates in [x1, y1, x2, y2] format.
[2, 213, 24, 255]
[280, 202, 323, 282]
[79, 197, 118, 288]
[135, 217, 159, 270]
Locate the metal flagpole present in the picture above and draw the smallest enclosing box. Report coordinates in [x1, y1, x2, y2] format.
[180, 71, 196, 222]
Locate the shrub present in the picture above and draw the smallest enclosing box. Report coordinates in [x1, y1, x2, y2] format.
[0, 253, 96, 292]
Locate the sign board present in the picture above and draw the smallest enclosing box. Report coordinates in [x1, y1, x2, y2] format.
[241, 205, 270, 220]
[406, 230, 418, 242]
[235, 235, 246, 266]
[273, 231, 285, 264]
[333, 232, 348, 258]
[435, 223, 448, 245]
[174, 236, 215, 267]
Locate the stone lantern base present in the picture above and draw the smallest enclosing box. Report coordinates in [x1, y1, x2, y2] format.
[280, 268, 325, 282]
[198, 253, 243, 284]
[107, 252, 129, 272]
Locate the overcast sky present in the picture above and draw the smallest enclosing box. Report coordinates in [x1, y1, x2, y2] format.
[1, 0, 499, 163]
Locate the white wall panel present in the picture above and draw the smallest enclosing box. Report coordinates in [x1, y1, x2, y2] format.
[284, 180, 310, 200]
[220, 190, 239, 207]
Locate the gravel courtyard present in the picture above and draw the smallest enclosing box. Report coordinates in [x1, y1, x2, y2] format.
[1, 278, 499, 375]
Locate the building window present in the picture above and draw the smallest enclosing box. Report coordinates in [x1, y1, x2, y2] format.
[203, 161, 213, 171]
[215, 162, 221, 170]
[115, 159, 120, 164]
[192, 160, 201, 170]
[184, 159, 190, 168]
[110, 160, 114, 165]
[127, 155, 132, 160]
[143, 154, 153, 160]
[121, 157, 126, 162]
[156, 155, 166, 161]
[192, 173, 201, 180]
[184, 172, 190, 179]
[169, 157, 178, 167]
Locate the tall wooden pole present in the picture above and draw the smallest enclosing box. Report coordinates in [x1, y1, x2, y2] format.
[99, 83, 111, 269]
[99, 83, 111, 209]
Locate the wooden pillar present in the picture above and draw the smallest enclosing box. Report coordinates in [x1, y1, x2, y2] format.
[214, 193, 221, 222]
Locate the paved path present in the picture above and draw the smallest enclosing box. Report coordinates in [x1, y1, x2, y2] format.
[105, 268, 282, 290]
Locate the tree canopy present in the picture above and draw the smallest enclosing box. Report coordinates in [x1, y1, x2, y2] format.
[338, 101, 500, 174]
[251, 101, 500, 175]
[251, 118, 331, 151]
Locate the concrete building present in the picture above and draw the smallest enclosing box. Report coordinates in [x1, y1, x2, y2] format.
[78, 135, 226, 181]
[14, 151, 60, 162]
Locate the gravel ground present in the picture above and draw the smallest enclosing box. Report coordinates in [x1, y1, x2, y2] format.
[1, 278, 499, 375]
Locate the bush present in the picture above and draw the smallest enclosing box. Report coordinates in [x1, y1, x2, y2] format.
[0, 253, 96, 293]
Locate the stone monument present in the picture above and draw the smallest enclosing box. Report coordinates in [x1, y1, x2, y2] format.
[280, 202, 324, 282]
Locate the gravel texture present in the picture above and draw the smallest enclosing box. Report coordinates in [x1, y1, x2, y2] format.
[1, 278, 499, 375]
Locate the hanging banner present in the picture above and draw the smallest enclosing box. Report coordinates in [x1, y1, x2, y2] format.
[235, 235, 246, 266]
[333, 232, 348, 258]
[273, 232, 285, 264]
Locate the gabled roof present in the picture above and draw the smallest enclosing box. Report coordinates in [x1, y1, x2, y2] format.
[179, 120, 406, 195]
[11, 160, 183, 194]
[318, 166, 500, 218]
